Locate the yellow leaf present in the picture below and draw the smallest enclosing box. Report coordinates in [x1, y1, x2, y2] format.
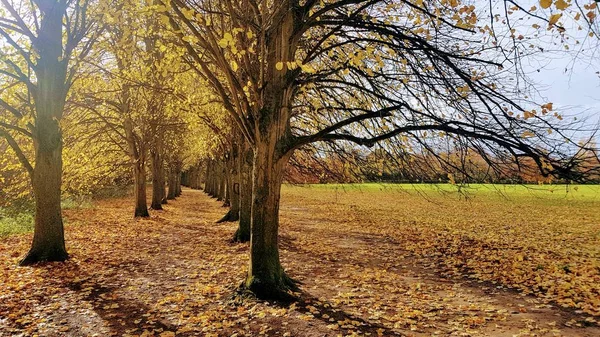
[276, 62, 284, 71]
[218, 39, 228, 48]
[286, 61, 298, 70]
[300, 63, 315, 73]
[159, 332, 175, 337]
[246, 30, 254, 39]
[182, 8, 194, 20]
[549, 13, 562, 25]
[540, 0, 552, 9]
[516, 254, 524, 262]
[554, 0, 569, 10]
[521, 131, 535, 138]
[541, 102, 553, 110]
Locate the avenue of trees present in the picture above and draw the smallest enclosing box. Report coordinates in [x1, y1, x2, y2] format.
[0, 0, 599, 299]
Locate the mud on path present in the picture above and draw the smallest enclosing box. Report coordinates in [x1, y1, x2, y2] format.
[0, 187, 598, 336]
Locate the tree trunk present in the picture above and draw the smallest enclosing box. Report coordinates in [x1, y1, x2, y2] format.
[176, 171, 182, 196]
[204, 160, 210, 191]
[223, 161, 231, 207]
[243, 139, 295, 299]
[207, 161, 216, 195]
[151, 138, 165, 210]
[217, 162, 225, 201]
[182, 171, 188, 187]
[167, 165, 177, 200]
[233, 144, 252, 242]
[20, 2, 70, 265]
[211, 165, 218, 196]
[134, 159, 149, 217]
[161, 167, 168, 204]
[218, 149, 240, 223]
[20, 117, 68, 265]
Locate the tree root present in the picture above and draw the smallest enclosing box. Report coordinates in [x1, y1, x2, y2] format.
[19, 248, 69, 266]
[231, 228, 250, 243]
[134, 208, 150, 217]
[233, 272, 301, 302]
[216, 210, 239, 223]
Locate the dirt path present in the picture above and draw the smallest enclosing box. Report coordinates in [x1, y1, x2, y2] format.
[0, 188, 598, 336]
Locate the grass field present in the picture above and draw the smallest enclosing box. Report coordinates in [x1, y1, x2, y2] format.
[281, 183, 600, 316]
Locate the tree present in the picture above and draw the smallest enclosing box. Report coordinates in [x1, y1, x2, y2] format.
[160, 0, 595, 299]
[0, 0, 98, 264]
[76, 0, 196, 217]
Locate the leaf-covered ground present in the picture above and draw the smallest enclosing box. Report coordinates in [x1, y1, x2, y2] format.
[1, 185, 599, 337]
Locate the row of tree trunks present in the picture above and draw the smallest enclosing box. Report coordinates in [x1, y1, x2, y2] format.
[218, 145, 240, 223]
[198, 141, 252, 244]
[203, 159, 227, 200]
[233, 143, 252, 242]
[183, 164, 203, 190]
[167, 161, 183, 200]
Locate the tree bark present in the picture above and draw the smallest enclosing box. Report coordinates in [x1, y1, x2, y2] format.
[233, 144, 252, 242]
[167, 165, 177, 200]
[161, 169, 168, 204]
[218, 148, 240, 223]
[20, 116, 68, 265]
[241, 4, 299, 297]
[217, 162, 225, 201]
[20, 2, 70, 265]
[243, 138, 296, 299]
[175, 170, 182, 196]
[151, 136, 165, 210]
[223, 159, 231, 207]
[209, 162, 218, 196]
[134, 159, 150, 217]
[124, 117, 149, 218]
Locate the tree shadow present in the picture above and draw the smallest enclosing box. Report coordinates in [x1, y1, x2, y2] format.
[283, 291, 402, 336]
[63, 264, 194, 336]
[67, 280, 173, 333]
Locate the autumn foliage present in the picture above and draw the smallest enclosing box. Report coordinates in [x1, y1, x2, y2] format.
[0, 0, 600, 335]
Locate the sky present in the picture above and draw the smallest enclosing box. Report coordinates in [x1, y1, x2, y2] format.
[529, 46, 599, 115]
[487, 0, 600, 131]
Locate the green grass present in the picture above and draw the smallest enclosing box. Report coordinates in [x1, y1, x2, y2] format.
[0, 212, 34, 237]
[61, 195, 94, 209]
[287, 183, 600, 203]
[0, 195, 94, 238]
